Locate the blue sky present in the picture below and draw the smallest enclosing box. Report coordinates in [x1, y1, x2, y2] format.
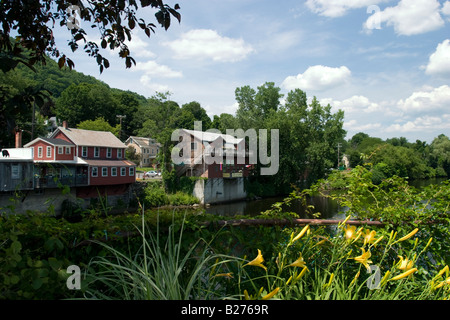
[54, 0, 450, 143]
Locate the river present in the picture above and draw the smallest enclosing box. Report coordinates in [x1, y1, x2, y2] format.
[203, 177, 448, 219]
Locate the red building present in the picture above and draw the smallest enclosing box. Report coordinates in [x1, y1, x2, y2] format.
[24, 122, 136, 198]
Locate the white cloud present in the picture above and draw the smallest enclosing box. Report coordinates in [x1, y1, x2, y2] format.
[397, 85, 450, 113]
[322, 95, 382, 114]
[386, 115, 450, 133]
[164, 29, 254, 63]
[443, 1, 450, 19]
[126, 35, 156, 58]
[364, 0, 445, 36]
[133, 60, 183, 78]
[344, 120, 382, 132]
[305, 0, 383, 17]
[425, 39, 450, 77]
[281, 65, 351, 91]
[139, 74, 170, 93]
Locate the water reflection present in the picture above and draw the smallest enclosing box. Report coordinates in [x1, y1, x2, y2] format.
[204, 195, 347, 219]
[203, 178, 447, 219]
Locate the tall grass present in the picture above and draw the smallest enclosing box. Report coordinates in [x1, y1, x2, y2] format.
[82, 209, 235, 300]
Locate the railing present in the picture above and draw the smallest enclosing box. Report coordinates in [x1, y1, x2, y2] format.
[35, 175, 88, 188]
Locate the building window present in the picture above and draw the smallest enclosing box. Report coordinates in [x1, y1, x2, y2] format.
[38, 147, 43, 158]
[65, 147, 71, 154]
[46, 146, 52, 157]
[107, 147, 112, 158]
[120, 167, 126, 176]
[82, 146, 87, 157]
[92, 167, 98, 177]
[102, 167, 108, 177]
[94, 147, 100, 158]
[117, 149, 123, 159]
[111, 167, 117, 176]
[11, 165, 20, 179]
[129, 167, 135, 176]
[58, 146, 63, 154]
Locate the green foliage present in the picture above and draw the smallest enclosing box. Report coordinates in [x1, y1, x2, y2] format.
[77, 117, 120, 137]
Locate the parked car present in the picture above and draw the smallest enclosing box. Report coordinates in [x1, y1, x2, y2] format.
[144, 170, 157, 177]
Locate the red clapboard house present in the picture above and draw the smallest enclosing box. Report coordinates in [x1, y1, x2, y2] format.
[25, 121, 136, 199]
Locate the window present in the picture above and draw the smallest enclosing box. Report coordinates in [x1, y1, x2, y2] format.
[191, 142, 197, 151]
[58, 147, 63, 154]
[82, 146, 87, 157]
[129, 167, 135, 176]
[102, 167, 108, 177]
[111, 167, 117, 176]
[46, 146, 52, 157]
[117, 149, 123, 159]
[65, 147, 71, 154]
[11, 165, 20, 179]
[94, 147, 100, 158]
[107, 148, 112, 158]
[38, 147, 43, 158]
[92, 167, 98, 177]
[120, 167, 126, 176]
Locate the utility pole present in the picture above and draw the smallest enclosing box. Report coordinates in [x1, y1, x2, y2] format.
[337, 143, 342, 169]
[116, 115, 126, 141]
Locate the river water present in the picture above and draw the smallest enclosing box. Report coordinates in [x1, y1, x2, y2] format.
[203, 178, 448, 219]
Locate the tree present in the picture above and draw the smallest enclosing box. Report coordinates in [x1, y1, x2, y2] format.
[54, 82, 119, 126]
[1, 0, 181, 73]
[77, 117, 120, 136]
[429, 134, 450, 176]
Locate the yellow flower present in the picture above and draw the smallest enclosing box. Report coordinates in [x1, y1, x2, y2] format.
[244, 249, 267, 271]
[296, 266, 309, 281]
[397, 256, 414, 271]
[350, 271, 360, 286]
[324, 273, 334, 288]
[396, 228, 419, 242]
[436, 265, 449, 278]
[363, 229, 377, 245]
[262, 287, 280, 300]
[353, 248, 372, 271]
[344, 225, 357, 240]
[213, 273, 234, 279]
[288, 253, 306, 268]
[292, 225, 310, 243]
[389, 268, 418, 281]
[380, 270, 391, 287]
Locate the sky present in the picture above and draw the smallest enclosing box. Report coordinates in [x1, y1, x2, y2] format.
[54, 0, 450, 143]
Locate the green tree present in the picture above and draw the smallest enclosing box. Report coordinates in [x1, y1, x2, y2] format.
[77, 117, 120, 136]
[54, 82, 119, 126]
[1, 0, 181, 73]
[429, 134, 450, 177]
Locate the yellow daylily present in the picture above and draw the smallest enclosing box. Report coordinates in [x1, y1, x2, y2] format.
[213, 273, 234, 279]
[324, 273, 334, 288]
[262, 287, 280, 300]
[291, 225, 310, 243]
[380, 270, 391, 287]
[344, 225, 357, 240]
[353, 248, 372, 271]
[396, 228, 419, 242]
[350, 271, 361, 286]
[363, 229, 377, 245]
[288, 253, 306, 268]
[244, 249, 267, 271]
[397, 255, 414, 271]
[436, 265, 449, 278]
[389, 268, 418, 281]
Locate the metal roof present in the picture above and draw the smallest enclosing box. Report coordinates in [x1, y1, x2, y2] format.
[51, 127, 126, 148]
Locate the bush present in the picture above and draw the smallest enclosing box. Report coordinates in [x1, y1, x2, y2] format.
[167, 192, 199, 206]
[144, 182, 169, 207]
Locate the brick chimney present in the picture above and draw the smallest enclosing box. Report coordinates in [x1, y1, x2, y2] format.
[62, 120, 68, 129]
[15, 129, 22, 148]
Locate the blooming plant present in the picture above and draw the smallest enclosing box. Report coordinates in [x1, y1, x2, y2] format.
[208, 217, 448, 300]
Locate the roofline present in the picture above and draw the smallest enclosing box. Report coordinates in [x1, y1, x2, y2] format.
[24, 137, 75, 148]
